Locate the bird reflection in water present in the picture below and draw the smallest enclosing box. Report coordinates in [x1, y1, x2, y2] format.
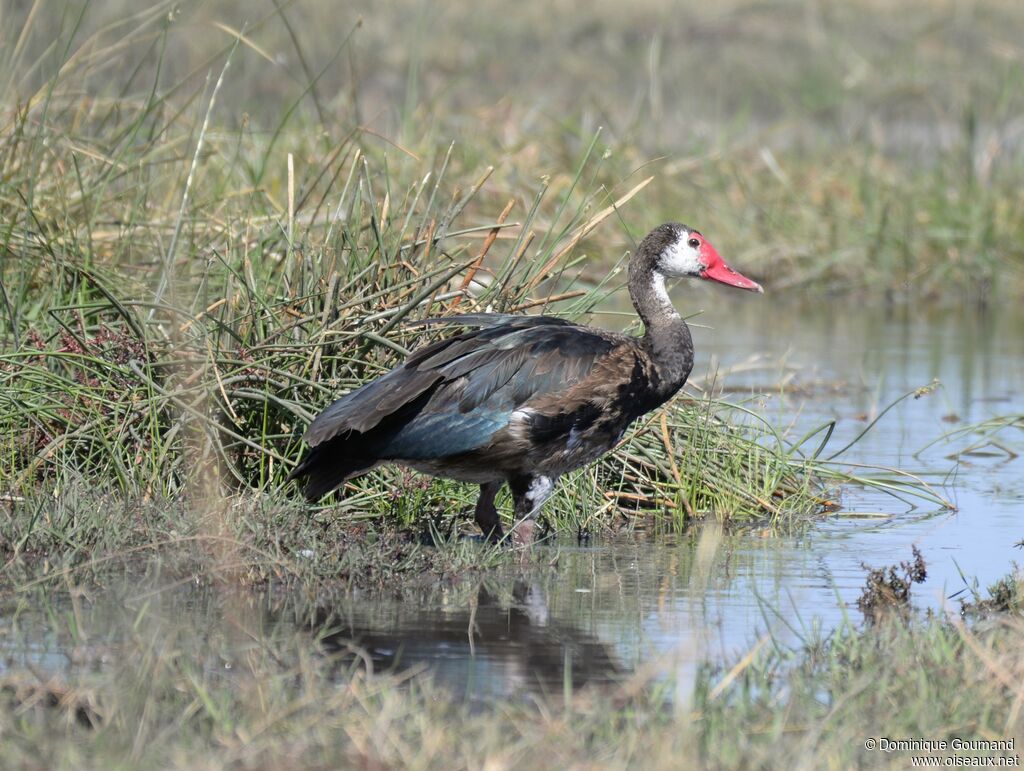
[315, 580, 623, 702]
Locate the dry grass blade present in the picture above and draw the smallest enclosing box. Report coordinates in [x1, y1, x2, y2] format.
[452, 198, 515, 309]
[525, 176, 653, 291]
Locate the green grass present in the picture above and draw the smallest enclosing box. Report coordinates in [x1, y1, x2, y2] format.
[0, 118, 846, 524]
[0, 0, 962, 536]
[2, 1, 1022, 320]
[0, 5, 802, 533]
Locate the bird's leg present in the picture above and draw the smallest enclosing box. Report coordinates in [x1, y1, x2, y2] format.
[474, 481, 504, 542]
[508, 474, 556, 549]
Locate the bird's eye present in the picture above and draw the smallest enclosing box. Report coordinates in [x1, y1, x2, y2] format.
[687, 238, 700, 249]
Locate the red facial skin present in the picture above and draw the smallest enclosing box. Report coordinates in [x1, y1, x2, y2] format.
[694, 236, 763, 293]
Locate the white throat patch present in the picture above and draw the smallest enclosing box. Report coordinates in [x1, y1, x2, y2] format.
[650, 273, 681, 318]
[660, 232, 703, 277]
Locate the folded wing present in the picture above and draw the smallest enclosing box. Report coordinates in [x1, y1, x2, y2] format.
[290, 314, 620, 499]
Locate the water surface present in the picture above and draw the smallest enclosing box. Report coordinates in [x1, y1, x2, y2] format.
[333, 296, 1024, 691]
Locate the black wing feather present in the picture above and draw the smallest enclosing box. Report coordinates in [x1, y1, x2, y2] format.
[292, 314, 622, 498]
[304, 315, 617, 446]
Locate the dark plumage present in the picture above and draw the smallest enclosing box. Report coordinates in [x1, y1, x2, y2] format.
[288, 222, 762, 546]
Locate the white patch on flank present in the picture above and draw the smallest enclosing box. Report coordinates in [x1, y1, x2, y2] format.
[527, 476, 555, 509]
[659, 230, 703, 278]
[509, 408, 534, 441]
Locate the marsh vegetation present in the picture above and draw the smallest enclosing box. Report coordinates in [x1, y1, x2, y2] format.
[1, 0, 1023, 767]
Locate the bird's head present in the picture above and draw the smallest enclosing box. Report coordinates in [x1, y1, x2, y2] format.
[644, 223, 763, 293]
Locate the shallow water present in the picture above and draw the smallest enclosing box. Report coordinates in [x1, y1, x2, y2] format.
[333, 296, 1024, 692]
[3, 299, 1022, 700]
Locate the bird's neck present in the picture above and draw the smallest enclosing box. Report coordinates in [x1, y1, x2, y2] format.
[629, 265, 694, 393]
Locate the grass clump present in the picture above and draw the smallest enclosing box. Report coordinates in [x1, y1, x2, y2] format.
[857, 545, 929, 624]
[0, 0, 962, 557]
[0, 125, 838, 532]
[961, 570, 1024, 619]
[0, 1, 885, 542]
